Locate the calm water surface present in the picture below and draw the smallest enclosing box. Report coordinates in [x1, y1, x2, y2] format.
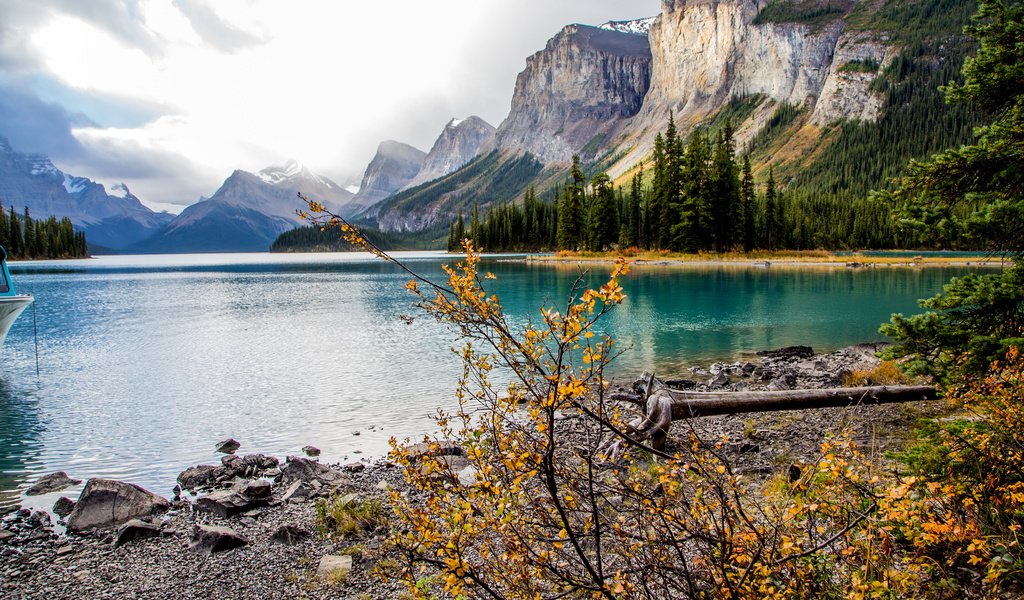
[0, 252, 988, 509]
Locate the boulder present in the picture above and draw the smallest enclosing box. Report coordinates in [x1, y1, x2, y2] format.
[52, 496, 75, 518]
[242, 454, 279, 470]
[215, 439, 241, 454]
[195, 482, 270, 519]
[317, 554, 353, 582]
[177, 465, 220, 490]
[270, 524, 310, 546]
[241, 480, 272, 501]
[190, 524, 248, 554]
[114, 519, 163, 547]
[25, 471, 81, 496]
[66, 479, 170, 532]
[281, 456, 341, 483]
[342, 462, 365, 473]
[302, 445, 321, 457]
[708, 372, 730, 389]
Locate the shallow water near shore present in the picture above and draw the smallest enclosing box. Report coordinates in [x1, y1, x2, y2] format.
[0, 251, 988, 510]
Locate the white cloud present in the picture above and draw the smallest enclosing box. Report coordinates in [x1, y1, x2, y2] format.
[16, 0, 661, 205]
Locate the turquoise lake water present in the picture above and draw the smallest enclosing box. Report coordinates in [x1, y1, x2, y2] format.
[0, 252, 991, 509]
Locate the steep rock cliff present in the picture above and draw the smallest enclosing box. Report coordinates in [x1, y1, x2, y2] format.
[402, 116, 495, 190]
[493, 24, 652, 163]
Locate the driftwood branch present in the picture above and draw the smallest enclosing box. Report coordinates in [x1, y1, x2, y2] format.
[604, 372, 938, 458]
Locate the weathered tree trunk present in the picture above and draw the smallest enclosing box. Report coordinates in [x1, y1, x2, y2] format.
[660, 385, 938, 420]
[606, 373, 938, 457]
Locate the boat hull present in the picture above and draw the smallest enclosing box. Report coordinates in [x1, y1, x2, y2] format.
[0, 295, 32, 347]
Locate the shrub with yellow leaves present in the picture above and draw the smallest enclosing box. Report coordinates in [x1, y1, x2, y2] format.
[299, 196, 1024, 599]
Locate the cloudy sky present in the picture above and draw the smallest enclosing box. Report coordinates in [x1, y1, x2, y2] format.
[0, 0, 660, 212]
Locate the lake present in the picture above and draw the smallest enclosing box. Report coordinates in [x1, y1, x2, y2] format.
[0, 252, 988, 510]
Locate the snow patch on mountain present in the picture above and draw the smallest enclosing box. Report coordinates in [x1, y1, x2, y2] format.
[62, 174, 88, 194]
[598, 16, 656, 36]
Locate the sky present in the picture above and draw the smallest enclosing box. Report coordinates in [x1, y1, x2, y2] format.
[0, 0, 661, 213]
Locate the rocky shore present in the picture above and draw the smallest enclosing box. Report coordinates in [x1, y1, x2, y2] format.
[0, 343, 942, 599]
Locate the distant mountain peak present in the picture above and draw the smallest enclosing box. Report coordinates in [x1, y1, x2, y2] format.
[109, 182, 132, 198]
[598, 16, 656, 36]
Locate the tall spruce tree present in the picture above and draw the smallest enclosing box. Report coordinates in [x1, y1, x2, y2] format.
[881, 0, 1024, 380]
[764, 167, 778, 251]
[740, 155, 756, 252]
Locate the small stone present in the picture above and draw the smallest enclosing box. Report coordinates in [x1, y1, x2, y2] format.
[270, 524, 310, 546]
[352, 431, 360, 436]
[708, 372, 730, 389]
[0, 530, 14, 541]
[114, 519, 163, 547]
[25, 472, 82, 496]
[53, 497, 76, 518]
[215, 439, 241, 454]
[342, 462, 365, 473]
[55, 545, 74, 556]
[317, 554, 353, 582]
[28, 511, 51, 529]
[375, 480, 391, 491]
[190, 524, 248, 554]
[302, 445, 321, 457]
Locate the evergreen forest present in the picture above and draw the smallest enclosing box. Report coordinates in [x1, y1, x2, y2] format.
[0, 201, 89, 259]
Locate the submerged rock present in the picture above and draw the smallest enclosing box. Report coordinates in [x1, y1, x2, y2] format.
[215, 439, 241, 454]
[302, 445, 321, 457]
[66, 479, 170, 532]
[25, 472, 81, 496]
[177, 465, 220, 490]
[757, 345, 814, 360]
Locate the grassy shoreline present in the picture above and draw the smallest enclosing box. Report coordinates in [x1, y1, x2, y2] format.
[525, 249, 1009, 268]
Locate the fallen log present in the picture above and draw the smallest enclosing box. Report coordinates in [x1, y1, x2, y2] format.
[660, 385, 938, 420]
[605, 372, 938, 457]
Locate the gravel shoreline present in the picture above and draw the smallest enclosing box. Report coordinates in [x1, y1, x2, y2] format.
[1, 343, 942, 599]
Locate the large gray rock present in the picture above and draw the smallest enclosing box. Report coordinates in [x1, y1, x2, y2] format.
[191, 524, 248, 554]
[25, 471, 81, 496]
[66, 479, 170, 532]
[114, 519, 163, 547]
[280, 456, 341, 484]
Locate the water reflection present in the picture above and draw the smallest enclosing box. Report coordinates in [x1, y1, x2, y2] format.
[0, 376, 43, 510]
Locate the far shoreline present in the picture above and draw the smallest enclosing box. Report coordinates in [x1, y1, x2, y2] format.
[523, 250, 1010, 269]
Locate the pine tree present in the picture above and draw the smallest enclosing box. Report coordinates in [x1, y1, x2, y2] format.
[764, 167, 778, 251]
[740, 155, 756, 252]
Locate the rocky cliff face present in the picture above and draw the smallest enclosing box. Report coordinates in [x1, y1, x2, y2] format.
[493, 24, 652, 163]
[402, 117, 495, 190]
[597, 0, 895, 174]
[349, 141, 426, 214]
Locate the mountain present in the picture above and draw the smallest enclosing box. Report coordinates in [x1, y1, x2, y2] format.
[401, 117, 495, 191]
[0, 137, 173, 250]
[493, 24, 652, 164]
[347, 141, 426, 215]
[365, 0, 976, 237]
[134, 160, 351, 253]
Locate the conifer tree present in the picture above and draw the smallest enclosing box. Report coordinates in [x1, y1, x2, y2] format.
[740, 155, 756, 252]
[764, 167, 778, 251]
